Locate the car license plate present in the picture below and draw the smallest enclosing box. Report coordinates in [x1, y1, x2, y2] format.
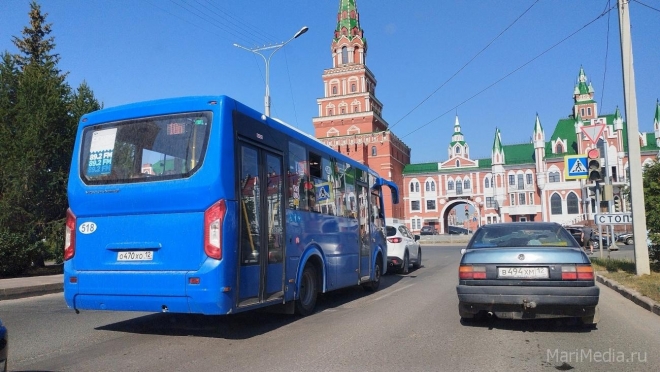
[117, 251, 153, 261]
[498, 267, 548, 279]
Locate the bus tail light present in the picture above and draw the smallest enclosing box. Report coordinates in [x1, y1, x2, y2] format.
[204, 200, 226, 260]
[459, 265, 486, 280]
[64, 209, 76, 261]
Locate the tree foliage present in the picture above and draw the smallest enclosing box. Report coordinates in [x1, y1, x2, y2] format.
[0, 1, 102, 274]
[642, 159, 660, 270]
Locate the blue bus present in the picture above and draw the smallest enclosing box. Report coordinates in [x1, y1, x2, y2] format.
[64, 95, 399, 316]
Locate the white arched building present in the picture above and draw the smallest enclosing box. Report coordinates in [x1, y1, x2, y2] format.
[402, 67, 660, 234]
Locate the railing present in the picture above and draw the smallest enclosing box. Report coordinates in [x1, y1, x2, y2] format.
[565, 214, 586, 226]
[418, 234, 471, 245]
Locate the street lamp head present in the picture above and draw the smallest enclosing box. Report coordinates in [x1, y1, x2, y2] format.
[294, 26, 309, 39]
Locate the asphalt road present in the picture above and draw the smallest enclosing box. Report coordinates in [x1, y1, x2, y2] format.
[1, 245, 659, 371]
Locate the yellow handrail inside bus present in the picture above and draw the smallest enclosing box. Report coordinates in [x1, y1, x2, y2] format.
[241, 199, 256, 253]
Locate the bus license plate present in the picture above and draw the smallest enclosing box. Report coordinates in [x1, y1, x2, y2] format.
[117, 251, 154, 261]
[498, 267, 548, 279]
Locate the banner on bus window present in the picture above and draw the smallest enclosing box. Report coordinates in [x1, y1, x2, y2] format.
[87, 128, 117, 176]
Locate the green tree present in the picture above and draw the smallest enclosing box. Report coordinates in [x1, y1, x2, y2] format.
[0, 1, 102, 273]
[643, 159, 660, 270]
[0, 52, 20, 200]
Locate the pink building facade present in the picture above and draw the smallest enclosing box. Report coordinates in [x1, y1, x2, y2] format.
[402, 67, 660, 234]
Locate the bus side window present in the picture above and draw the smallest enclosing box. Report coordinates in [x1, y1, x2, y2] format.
[287, 141, 307, 211]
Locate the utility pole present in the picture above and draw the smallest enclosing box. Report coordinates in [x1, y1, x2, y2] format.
[618, 0, 650, 275]
[596, 181, 604, 258]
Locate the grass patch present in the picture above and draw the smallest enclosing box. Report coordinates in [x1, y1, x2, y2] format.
[591, 257, 660, 304]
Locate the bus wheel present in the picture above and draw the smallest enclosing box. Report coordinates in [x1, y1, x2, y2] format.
[295, 264, 318, 316]
[363, 255, 382, 292]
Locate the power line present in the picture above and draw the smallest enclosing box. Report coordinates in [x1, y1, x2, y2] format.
[632, 0, 660, 13]
[145, 0, 278, 46]
[143, 0, 222, 39]
[388, 0, 541, 131]
[283, 48, 300, 128]
[401, 3, 617, 140]
[144, 0, 303, 120]
[168, 0, 268, 46]
[195, 0, 274, 44]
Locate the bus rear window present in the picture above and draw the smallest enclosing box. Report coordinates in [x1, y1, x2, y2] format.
[80, 112, 211, 184]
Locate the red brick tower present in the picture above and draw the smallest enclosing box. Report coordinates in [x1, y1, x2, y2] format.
[313, 0, 410, 222]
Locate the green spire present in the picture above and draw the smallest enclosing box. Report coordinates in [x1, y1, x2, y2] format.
[574, 65, 590, 95]
[450, 115, 465, 146]
[533, 113, 543, 134]
[655, 100, 660, 124]
[492, 128, 503, 153]
[614, 106, 622, 120]
[335, 0, 364, 41]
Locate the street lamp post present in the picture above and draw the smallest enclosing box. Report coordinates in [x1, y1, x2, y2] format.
[234, 26, 309, 117]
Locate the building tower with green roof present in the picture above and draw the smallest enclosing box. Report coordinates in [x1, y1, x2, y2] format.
[491, 127, 505, 211]
[312, 0, 411, 222]
[533, 114, 548, 219]
[573, 66, 597, 121]
[448, 115, 469, 159]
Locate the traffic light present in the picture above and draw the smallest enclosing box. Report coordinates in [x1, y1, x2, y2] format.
[587, 148, 602, 181]
[614, 196, 621, 212]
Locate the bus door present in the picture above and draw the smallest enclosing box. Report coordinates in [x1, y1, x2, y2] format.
[357, 182, 371, 281]
[237, 142, 285, 307]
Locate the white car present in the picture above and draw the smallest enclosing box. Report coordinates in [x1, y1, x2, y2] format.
[386, 224, 422, 274]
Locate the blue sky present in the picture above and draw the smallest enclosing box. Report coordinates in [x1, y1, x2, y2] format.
[2, 0, 659, 163]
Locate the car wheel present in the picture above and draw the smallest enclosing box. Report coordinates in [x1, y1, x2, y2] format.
[399, 252, 409, 274]
[592, 240, 600, 250]
[625, 237, 634, 245]
[412, 248, 422, 269]
[295, 264, 318, 316]
[363, 255, 382, 292]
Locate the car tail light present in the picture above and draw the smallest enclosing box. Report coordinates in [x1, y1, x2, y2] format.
[387, 237, 402, 243]
[204, 200, 226, 260]
[64, 209, 76, 261]
[459, 265, 486, 279]
[561, 266, 577, 280]
[577, 265, 594, 280]
[561, 265, 595, 280]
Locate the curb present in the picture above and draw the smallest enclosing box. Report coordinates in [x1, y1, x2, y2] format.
[596, 273, 660, 317]
[0, 282, 63, 301]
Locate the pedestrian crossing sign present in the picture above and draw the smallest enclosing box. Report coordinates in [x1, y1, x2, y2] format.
[564, 155, 588, 179]
[316, 183, 331, 202]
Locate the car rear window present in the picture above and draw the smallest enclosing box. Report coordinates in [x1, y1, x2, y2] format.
[386, 226, 397, 237]
[469, 224, 579, 248]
